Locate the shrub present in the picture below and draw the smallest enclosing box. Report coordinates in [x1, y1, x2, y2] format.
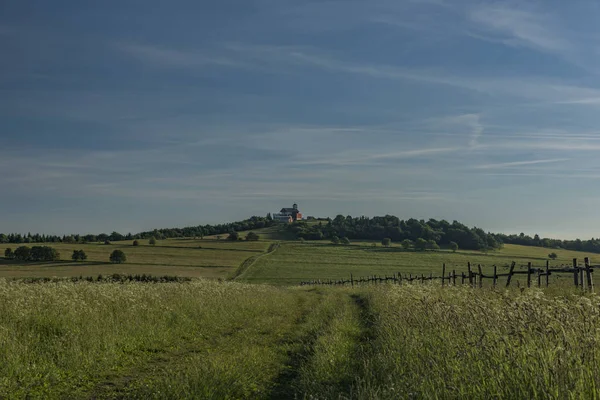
[133, 240, 139, 246]
[149, 237, 157, 246]
[426, 240, 440, 250]
[4, 247, 14, 259]
[548, 252, 558, 260]
[415, 238, 428, 251]
[341, 237, 350, 245]
[381, 238, 391, 247]
[246, 232, 260, 241]
[331, 236, 340, 245]
[14, 246, 32, 261]
[104, 240, 111, 245]
[71, 250, 88, 262]
[109, 250, 127, 264]
[449, 241, 459, 252]
[401, 239, 413, 250]
[227, 232, 239, 241]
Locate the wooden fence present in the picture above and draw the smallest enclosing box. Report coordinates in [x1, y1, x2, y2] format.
[300, 257, 596, 292]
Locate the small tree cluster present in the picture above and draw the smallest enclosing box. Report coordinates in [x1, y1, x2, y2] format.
[548, 252, 558, 260]
[4, 248, 14, 259]
[401, 239, 413, 249]
[12, 246, 60, 261]
[227, 232, 239, 241]
[109, 250, 127, 264]
[149, 237, 157, 246]
[133, 240, 139, 246]
[331, 236, 340, 245]
[381, 238, 391, 247]
[71, 250, 88, 262]
[246, 232, 260, 241]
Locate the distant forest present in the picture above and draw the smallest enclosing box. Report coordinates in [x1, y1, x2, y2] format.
[2, 214, 600, 254]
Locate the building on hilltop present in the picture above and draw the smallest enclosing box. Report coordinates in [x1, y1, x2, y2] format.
[273, 203, 303, 223]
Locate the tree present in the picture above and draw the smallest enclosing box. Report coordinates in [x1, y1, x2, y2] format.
[341, 237, 350, 245]
[104, 240, 111, 245]
[246, 231, 260, 241]
[415, 238, 428, 251]
[30, 246, 60, 261]
[381, 238, 391, 247]
[109, 250, 127, 264]
[331, 236, 340, 245]
[449, 241, 459, 252]
[14, 246, 32, 261]
[227, 232, 239, 241]
[401, 239, 413, 250]
[133, 240, 139, 246]
[149, 237, 157, 246]
[426, 240, 440, 250]
[4, 248, 14, 259]
[548, 252, 558, 260]
[72, 250, 87, 262]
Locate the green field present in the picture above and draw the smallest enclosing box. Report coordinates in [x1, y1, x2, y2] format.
[2, 279, 599, 398]
[239, 241, 597, 285]
[0, 239, 268, 279]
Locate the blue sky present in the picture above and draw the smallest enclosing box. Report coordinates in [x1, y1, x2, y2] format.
[2, 0, 600, 238]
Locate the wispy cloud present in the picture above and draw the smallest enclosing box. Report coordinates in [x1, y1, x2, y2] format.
[474, 158, 570, 170]
[116, 42, 246, 69]
[468, 5, 568, 52]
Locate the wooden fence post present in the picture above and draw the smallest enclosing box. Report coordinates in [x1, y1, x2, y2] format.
[493, 265, 497, 287]
[468, 262, 472, 286]
[537, 269, 541, 288]
[351, 273, 354, 288]
[580, 267, 585, 290]
[573, 258, 579, 288]
[461, 272, 465, 285]
[506, 262, 516, 287]
[585, 257, 594, 292]
[477, 264, 483, 288]
[453, 270, 456, 286]
[527, 262, 532, 288]
[545, 260, 549, 288]
[442, 264, 446, 287]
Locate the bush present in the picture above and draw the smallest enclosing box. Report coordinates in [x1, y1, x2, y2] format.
[4, 247, 14, 259]
[299, 237, 305, 243]
[71, 250, 88, 262]
[149, 237, 157, 246]
[331, 236, 340, 245]
[401, 239, 413, 250]
[246, 232, 260, 241]
[14, 246, 32, 261]
[104, 240, 111, 245]
[109, 250, 127, 264]
[415, 238, 428, 251]
[341, 237, 350, 245]
[449, 241, 459, 252]
[548, 252, 558, 260]
[133, 240, 139, 246]
[227, 232, 239, 241]
[381, 238, 391, 247]
[426, 240, 440, 250]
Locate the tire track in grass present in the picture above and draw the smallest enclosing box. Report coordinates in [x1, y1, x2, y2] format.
[229, 242, 280, 280]
[269, 289, 377, 399]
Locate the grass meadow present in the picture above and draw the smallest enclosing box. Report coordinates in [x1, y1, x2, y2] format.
[2, 279, 600, 398]
[0, 239, 268, 279]
[239, 241, 597, 285]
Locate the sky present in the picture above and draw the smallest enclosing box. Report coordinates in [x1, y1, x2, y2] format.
[2, 0, 600, 238]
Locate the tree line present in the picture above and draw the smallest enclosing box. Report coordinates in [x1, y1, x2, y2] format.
[0, 216, 275, 244]
[289, 216, 501, 251]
